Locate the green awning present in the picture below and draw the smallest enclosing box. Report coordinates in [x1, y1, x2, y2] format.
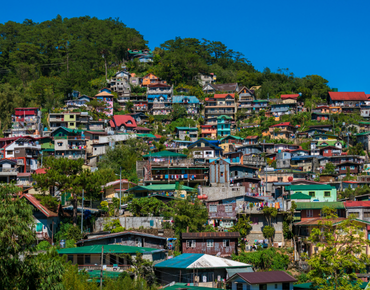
[152, 167, 208, 170]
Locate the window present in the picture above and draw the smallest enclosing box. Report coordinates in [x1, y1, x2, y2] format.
[77, 255, 84, 265]
[85, 255, 91, 264]
[324, 150, 329, 153]
[6, 151, 13, 155]
[67, 255, 74, 263]
[307, 210, 314, 217]
[324, 191, 331, 197]
[350, 166, 355, 170]
[206, 239, 214, 247]
[186, 240, 196, 248]
[341, 166, 346, 170]
[252, 217, 259, 225]
[220, 172, 224, 177]
[209, 205, 217, 212]
[309, 191, 315, 197]
[223, 239, 230, 247]
[58, 142, 63, 147]
[259, 284, 267, 290]
[349, 212, 360, 218]
[237, 284, 243, 290]
[225, 205, 233, 212]
[36, 223, 43, 232]
[69, 122, 74, 127]
[364, 212, 370, 218]
[282, 283, 290, 290]
[275, 284, 278, 289]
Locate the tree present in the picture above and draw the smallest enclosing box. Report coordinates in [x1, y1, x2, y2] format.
[262, 207, 278, 246]
[306, 207, 370, 290]
[170, 103, 188, 120]
[32, 157, 115, 226]
[124, 253, 157, 286]
[0, 184, 66, 289]
[170, 198, 208, 235]
[98, 138, 150, 183]
[127, 197, 170, 217]
[231, 215, 251, 251]
[323, 162, 336, 175]
[232, 248, 289, 271]
[86, 99, 109, 120]
[125, 101, 134, 112]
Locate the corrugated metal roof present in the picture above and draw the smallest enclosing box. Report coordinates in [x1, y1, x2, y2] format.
[230, 271, 296, 284]
[294, 217, 346, 226]
[154, 254, 250, 269]
[285, 184, 335, 191]
[172, 95, 200, 104]
[164, 283, 224, 290]
[127, 184, 194, 192]
[226, 267, 253, 277]
[329, 91, 367, 101]
[289, 193, 312, 200]
[295, 202, 344, 210]
[57, 245, 162, 255]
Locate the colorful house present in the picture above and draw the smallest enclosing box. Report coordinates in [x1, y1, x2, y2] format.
[200, 125, 217, 138]
[95, 89, 114, 116]
[285, 184, 337, 202]
[217, 115, 232, 137]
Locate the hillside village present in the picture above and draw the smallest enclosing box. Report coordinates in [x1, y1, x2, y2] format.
[2, 17, 370, 290]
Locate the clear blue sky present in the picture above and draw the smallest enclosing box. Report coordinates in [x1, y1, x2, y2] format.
[1, 0, 369, 92]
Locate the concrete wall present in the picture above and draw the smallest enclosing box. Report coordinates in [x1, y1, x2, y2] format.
[95, 217, 165, 232]
[201, 185, 245, 201]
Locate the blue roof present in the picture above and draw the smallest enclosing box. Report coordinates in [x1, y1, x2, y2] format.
[147, 94, 168, 101]
[154, 253, 203, 269]
[188, 138, 222, 150]
[210, 158, 231, 164]
[172, 95, 200, 104]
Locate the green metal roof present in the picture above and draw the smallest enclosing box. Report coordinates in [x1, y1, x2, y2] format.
[295, 202, 344, 210]
[86, 270, 121, 279]
[253, 100, 269, 103]
[127, 184, 194, 192]
[289, 192, 312, 200]
[137, 133, 156, 138]
[356, 131, 370, 136]
[217, 115, 233, 119]
[57, 245, 161, 255]
[176, 127, 198, 131]
[359, 122, 370, 125]
[317, 140, 345, 147]
[143, 151, 187, 158]
[221, 135, 244, 141]
[285, 184, 335, 191]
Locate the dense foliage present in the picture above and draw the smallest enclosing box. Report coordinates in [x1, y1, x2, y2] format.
[232, 248, 290, 271]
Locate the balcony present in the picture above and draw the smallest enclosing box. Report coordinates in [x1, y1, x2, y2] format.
[0, 168, 18, 176]
[149, 173, 208, 182]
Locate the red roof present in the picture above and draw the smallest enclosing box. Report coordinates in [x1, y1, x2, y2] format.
[109, 115, 137, 128]
[230, 271, 297, 284]
[270, 122, 293, 128]
[329, 92, 368, 101]
[245, 136, 258, 139]
[206, 94, 235, 100]
[18, 173, 31, 177]
[21, 194, 58, 217]
[200, 125, 214, 128]
[34, 168, 46, 174]
[344, 201, 370, 208]
[281, 94, 299, 100]
[154, 135, 163, 138]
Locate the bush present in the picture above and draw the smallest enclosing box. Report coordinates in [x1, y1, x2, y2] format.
[232, 248, 290, 271]
[36, 241, 52, 251]
[34, 195, 59, 212]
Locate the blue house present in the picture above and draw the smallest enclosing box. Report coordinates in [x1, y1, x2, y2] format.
[188, 138, 223, 163]
[172, 95, 200, 115]
[217, 115, 232, 137]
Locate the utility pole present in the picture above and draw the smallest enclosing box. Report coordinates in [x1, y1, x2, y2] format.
[81, 189, 84, 234]
[100, 246, 104, 290]
[120, 167, 122, 208]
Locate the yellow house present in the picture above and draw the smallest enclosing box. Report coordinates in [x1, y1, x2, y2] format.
[102, 179, 137, 200]
[64, 113, 77, 129]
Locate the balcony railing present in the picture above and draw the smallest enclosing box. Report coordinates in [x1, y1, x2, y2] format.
[149, 173, 208, 181]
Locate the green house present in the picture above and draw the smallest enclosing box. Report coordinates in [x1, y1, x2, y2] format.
[285, 184, 337, 202]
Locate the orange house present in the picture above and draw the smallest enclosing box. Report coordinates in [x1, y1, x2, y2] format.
[142, 73, 166, 87]
[200, 125, 217, 138]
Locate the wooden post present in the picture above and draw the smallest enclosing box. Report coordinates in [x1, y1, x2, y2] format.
[100, 246, 104, 289]
[179, 270, 181, 283]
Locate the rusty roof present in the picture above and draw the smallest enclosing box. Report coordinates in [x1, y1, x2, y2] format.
[182, 232, 240, 239]
[229, 271, 297, 284]
[294, 217, 346, 226]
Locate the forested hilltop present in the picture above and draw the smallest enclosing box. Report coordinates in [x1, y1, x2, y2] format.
[0, 15, 330, 128]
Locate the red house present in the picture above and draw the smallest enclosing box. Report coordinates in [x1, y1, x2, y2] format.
[181, 232, 239, 257]
[336, 162, 361, 175]
[109, 115, 137, 132]
[319, 146, 342, 157]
